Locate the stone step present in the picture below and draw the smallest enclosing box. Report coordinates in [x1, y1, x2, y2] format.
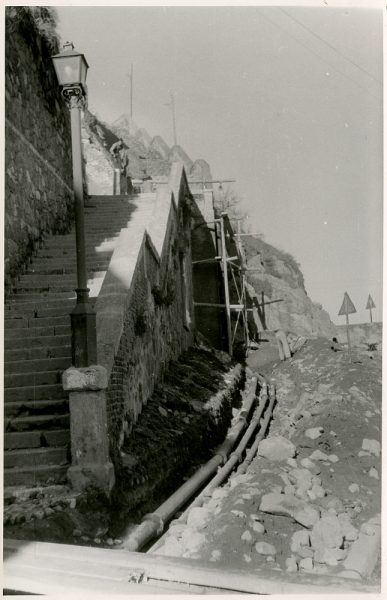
[9, 292, 77, 303]
[5, 413, 70, 433]
[12, 282, 77, 292]
[4, 464, 68, 486]
[4, 324, 69, 340]
[4, 315, 69, 330]
[4, 429, 70, 450]
[16, 275, 77, 286]
[5, 399, 69, 418]
[4, 345, 71, 362]
[5, 298, 75, 313]
[27, 262, 110, 275]
[17, 271, 106, 285]
[5, 335, 71, 351]
[42, 236, 119, 249]
[5, 383, 66, 402]
[5, 370, 63, 388]
[37, 249, 113, 259]
[4, 446, 69, 469]
[5, 356, 70, 374]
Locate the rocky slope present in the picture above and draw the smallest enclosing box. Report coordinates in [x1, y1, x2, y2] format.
[242, 235, 336, 338]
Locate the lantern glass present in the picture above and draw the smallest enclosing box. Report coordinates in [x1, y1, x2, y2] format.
[52, 47, 88, 87]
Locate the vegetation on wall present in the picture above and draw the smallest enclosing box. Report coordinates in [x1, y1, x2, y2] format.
[6, 6, 60, 52]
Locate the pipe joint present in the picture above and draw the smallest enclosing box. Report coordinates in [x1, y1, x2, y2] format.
[237, 414, 248, 425]
[229, 450, 242, 462]
[215, 448, 229, 463]
[142, 513, 164, 535]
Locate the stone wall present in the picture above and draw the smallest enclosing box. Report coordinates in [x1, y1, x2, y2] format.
[5, 8, 73, 288]
[82, 128, 115, 195]
[96, 164, 194, 461]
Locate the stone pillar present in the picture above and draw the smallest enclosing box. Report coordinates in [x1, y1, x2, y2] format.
[62, 365, 115, 494]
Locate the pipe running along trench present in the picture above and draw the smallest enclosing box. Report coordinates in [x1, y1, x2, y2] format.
[123, 372, 276, 553]
[148, 376, 276, 554]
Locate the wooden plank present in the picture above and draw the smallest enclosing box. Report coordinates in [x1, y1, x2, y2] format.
[4, 539, 379, 596]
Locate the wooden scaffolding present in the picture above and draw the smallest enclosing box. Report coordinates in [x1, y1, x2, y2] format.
[193, 212, 249, 355]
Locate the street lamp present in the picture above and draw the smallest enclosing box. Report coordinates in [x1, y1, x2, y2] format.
[52, 42, 97, 367]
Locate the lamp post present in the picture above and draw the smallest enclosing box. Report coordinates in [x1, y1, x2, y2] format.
[52, 42, 96, 367]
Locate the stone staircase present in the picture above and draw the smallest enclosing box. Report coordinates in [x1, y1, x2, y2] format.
[4, 194, 156, 488]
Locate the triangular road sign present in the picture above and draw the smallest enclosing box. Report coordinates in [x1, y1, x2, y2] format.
[338, 292, 357, 316]
[366, 294, 376, 310]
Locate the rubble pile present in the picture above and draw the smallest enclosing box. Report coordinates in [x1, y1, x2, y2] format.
[154, 335, 381, 585]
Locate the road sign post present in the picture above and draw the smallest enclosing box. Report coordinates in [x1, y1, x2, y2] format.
[338, 292, 357, 362]
[366, 294, 376, 323]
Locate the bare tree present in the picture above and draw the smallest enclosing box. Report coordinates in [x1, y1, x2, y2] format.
[213, 187, 250, 232]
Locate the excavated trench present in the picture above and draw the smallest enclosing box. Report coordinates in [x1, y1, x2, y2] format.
[4, 345, 252, 547]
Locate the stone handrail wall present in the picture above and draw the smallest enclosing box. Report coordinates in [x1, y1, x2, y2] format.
[5, 8, 73, 288]
[95, 163, 194, 460]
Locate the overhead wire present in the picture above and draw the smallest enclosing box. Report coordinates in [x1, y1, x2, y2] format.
[257, 8, 381, 101]
[279, 7, 382, 86]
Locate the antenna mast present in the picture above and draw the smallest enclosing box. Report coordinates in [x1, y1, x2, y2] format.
[170, 91, 177, 146]
[130, 63, 133, 120]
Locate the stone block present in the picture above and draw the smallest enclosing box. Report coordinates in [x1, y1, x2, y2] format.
[68, 462, 115, 494]
[343, 525, 381, 577]
[63, 365, 108, 392]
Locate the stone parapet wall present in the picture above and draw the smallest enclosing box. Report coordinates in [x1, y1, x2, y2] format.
[96, 165, 194, 460]
[5, 8, 73, 288]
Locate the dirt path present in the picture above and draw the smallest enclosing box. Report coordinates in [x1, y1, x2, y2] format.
[153, 334, 381, 587]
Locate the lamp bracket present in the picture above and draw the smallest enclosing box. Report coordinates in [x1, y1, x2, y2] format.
[61, 85, 87, 110]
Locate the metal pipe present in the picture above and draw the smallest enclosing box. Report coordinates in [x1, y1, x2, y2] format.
[176, 383, 269, 518]
[65, 91, 96, 367]
[148, 376, 269, 555]
[237, 382, 276, 474]
[123, 374, 258, 552]
[70, 104, 87, 292]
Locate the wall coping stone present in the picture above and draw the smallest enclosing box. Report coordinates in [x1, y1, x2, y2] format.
[96, 163, 192, 380]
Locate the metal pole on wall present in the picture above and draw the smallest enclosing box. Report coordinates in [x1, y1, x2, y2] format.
[52, 43, 97, 367]
[65, 91, 97, 367]
[220, 213, 232, 355]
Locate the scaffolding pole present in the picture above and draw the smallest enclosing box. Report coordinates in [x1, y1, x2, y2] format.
[219, 214, 233, 355]
[193, 211, 251, 356]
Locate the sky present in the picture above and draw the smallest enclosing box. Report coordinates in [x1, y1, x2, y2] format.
[55, 2, 383, 325]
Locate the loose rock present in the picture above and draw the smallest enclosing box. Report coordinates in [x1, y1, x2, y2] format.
[241, 530, 253, 542]
[310, 450, 329, 461]
[286, 556, 298, 572]
[362, 439, 380, 457]
[293, 504, 320, 528]
[305, 427, 324, 440]
[255, 541, 276, 556]
[257, 436, 296, 461]
[187, 507, 211, 530]
[288, 468, 313, 489]
[310, 515, 344, 550]
[290, 529, 310, 552]
[251, 521, 265, 534]
[348, 483, 359, 493]
[299, 557, 314, 571]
